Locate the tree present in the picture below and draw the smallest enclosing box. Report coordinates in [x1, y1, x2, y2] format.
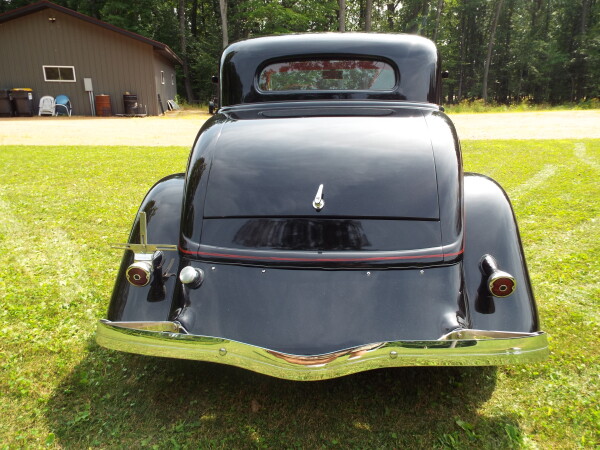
[219, 0, 229, 48]
[178, 0, 195, 101]
[482, 0, 503, 103]
[7, 0, 597, 105]
[433, 0, 443, 42]
[365, 0, 373, 31]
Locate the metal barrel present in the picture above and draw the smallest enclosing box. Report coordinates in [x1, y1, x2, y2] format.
[95, 94, 112, 116]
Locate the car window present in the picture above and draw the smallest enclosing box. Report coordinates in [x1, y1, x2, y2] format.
[258, 59, 396, 92]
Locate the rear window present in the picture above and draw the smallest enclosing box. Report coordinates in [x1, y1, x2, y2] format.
[258, 59, 396, 92]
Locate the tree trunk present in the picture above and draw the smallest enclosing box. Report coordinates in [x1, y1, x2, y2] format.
[339, 0, 346, 32]
[387, 3, 395, 29]
[482, 0, 504, 103]
[419, 0, 430, 35]
[499, 0, 514, 104]
[219, 0, 229, 49]
[191, 0, 198, 37]
[433, 0, 443, 42]
[178, 0, 194, 102]
[574, 0, 590, 101]
[90, 0, 101, 19]
[365, 0, 373, 31]
[580, 0, 590, 35]
[457, 13, 465, 101]
[404, 1, 426, 34]
[544, 0, 551, 35]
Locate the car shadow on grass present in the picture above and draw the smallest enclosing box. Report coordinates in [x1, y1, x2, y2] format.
[46, 339, 524, 448]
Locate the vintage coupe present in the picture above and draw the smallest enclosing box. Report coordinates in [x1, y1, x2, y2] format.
[97, 34, 548, 380]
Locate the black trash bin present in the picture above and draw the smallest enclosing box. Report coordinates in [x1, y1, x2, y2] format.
[0, 90, 12, 117]
[11, 89, 34, 117]
[123, 94, 138, 115]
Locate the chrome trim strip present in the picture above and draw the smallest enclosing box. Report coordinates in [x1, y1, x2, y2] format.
[96, 320, 549, 381]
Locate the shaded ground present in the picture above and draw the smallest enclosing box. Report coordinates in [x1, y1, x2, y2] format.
[0, 110, 598, 146]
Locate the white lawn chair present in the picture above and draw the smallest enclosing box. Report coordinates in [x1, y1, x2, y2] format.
[38, 96, 56, 116]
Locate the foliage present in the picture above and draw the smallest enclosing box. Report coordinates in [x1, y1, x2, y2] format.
[0, 139, 598, 448]
[1, 0, 597, 104]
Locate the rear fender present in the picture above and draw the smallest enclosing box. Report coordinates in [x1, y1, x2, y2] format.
[463, 174, 539, 333]
[107, 174, 184, 322]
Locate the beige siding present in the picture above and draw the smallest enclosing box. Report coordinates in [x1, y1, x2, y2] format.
[153, 54, 178, 113]
[0, 9, 172, 115]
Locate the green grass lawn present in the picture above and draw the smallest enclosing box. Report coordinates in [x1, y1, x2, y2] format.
[0, 141, 598, 449]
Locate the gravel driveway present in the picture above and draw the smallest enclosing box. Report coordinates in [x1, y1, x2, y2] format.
[449, 110, 600, 140]
[1, 110, 598, 147]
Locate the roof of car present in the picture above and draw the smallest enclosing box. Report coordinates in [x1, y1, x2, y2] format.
[226, 33, 436, 53]
[220, 33, 440, 106]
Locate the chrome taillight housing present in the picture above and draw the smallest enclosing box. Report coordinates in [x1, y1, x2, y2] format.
[480, 254, 516, 298]
[488, 273, 516, 297]
[126, 261, 153, 287]
[113, 212, 178, 288]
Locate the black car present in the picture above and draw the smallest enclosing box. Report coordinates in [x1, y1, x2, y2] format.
[96, 34, 548, 381]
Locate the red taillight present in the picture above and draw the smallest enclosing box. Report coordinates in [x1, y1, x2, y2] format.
[126, 261, 152, 287]
[489, 276, 516, 297]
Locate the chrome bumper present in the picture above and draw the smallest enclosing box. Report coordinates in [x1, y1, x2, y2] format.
[96, 320, 549, 381]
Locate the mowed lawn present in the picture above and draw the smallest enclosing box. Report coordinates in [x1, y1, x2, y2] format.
[0, 140, 598, 449]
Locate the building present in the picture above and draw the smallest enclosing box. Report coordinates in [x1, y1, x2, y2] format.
[0, 0, 182, 116]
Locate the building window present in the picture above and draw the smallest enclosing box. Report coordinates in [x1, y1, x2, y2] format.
[161, 71, 165, 85]
[171, 73, 175, 86]
[43, 65, 76, 82]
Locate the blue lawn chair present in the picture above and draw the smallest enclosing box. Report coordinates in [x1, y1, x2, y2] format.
[55, 95, 72, 116]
